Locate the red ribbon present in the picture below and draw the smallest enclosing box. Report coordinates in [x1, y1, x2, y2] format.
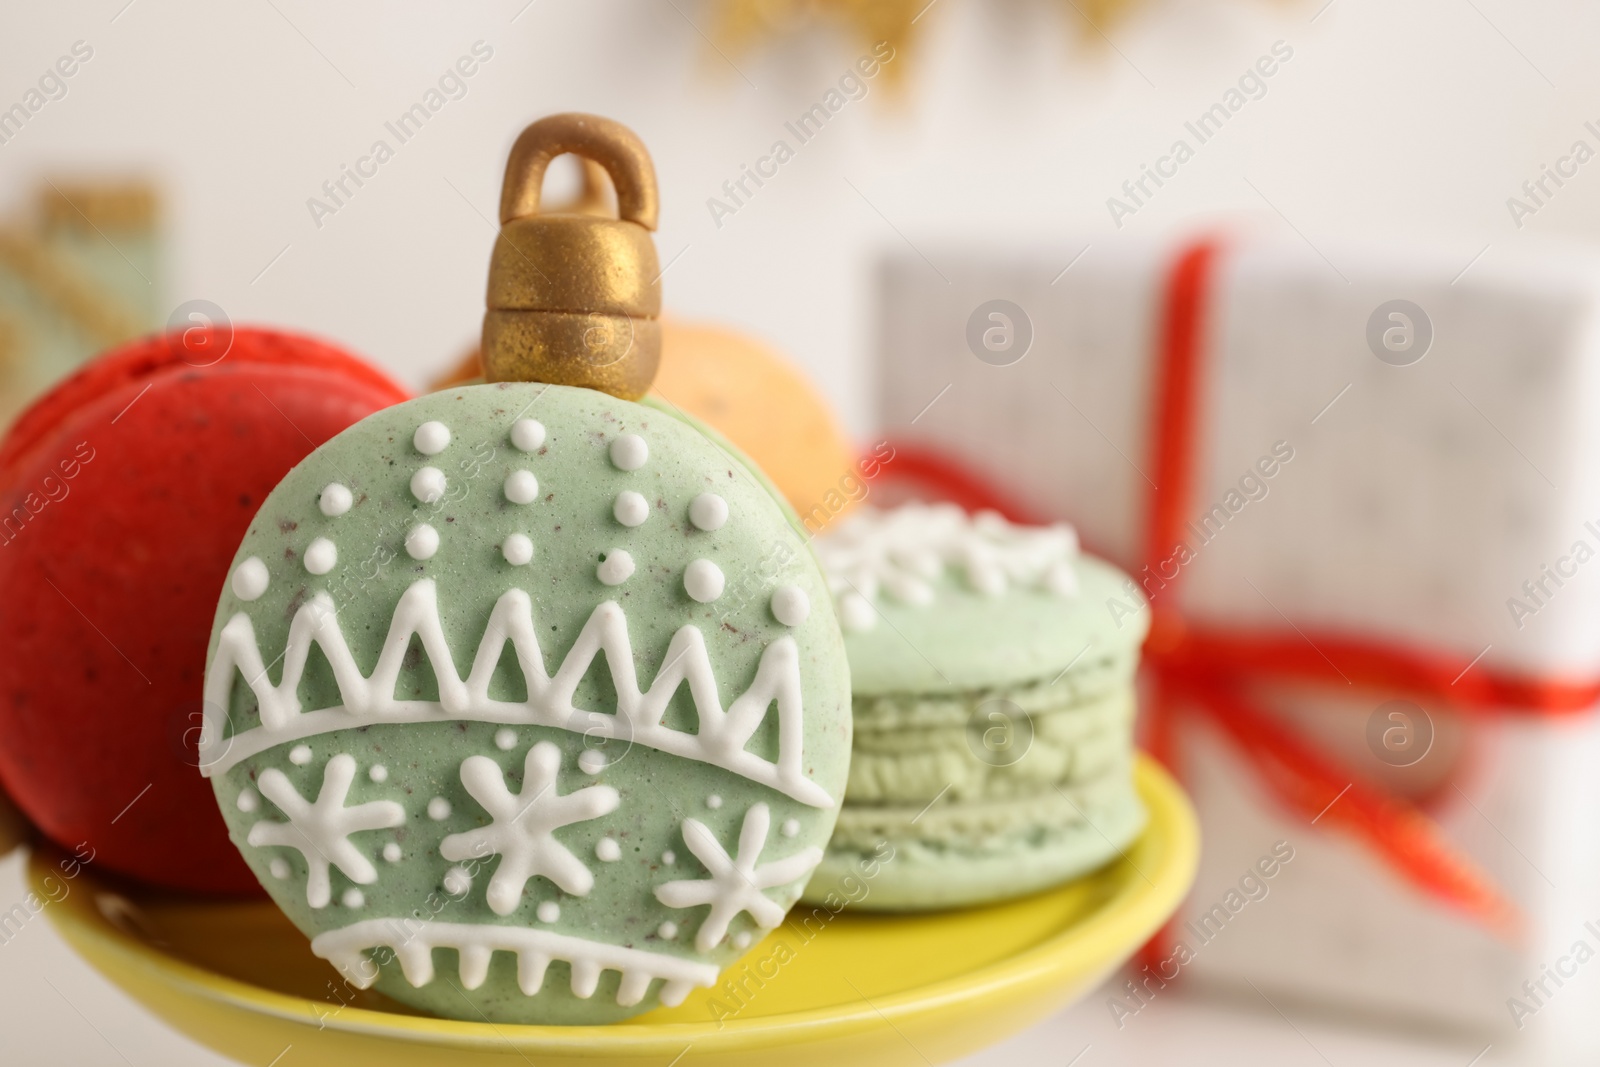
[877, 236, 1600, 945]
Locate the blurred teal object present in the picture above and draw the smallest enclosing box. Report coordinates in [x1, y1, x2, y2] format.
[0, 180, 163, 428]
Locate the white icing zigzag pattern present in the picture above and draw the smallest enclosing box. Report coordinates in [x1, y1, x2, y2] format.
[200, 579, 832, 808]
[312, 918, 718, 1007]
[814, 502, 1080, 632]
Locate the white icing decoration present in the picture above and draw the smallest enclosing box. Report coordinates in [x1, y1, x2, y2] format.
[269, 858, 290, 880]
[577, 749, 607, 775]
[320, 483, 353, 517]
[596, 837, 621, 862]
[236, 788, 258, 812]
[689, 493, 728, 532]
[614, 490, 649, 527]
[733, 931, 752, 950]
[815, 503, 1081, 631]
[311, 918, 717, 1006]
[771, 586, 809, 627]
[232, 557, 269, 601]
[427, 797, 452, 821]
[246, 754, 405, 909]
[781, 818, 800, 838]
[406, 524, 440, 561]
[654, 804, 823, 953]
[684, 559, 725, 603]
[199, 579, 834, 807]
[537, 901, 561, 923]
[289, 744, 313, 766]
[382, 842, 402, 863]
[304, 538, 337, 576]
[342, 888, 365, 909]
[414, 421, 451, 456]
[443, 865, 472, 896]
[597, 551, 634, 586]
[511, 419, 546, 452]
[411, 467, 447, 505]
[505, 470, 539, 505]
[441, 742, 620, 916]
[494, 728, 518, 751]
[369, 764, 388, 783]
[662, 850, 676, 866]
[503, 534, 534, 567]
[837, 592, 876, 633]
[320, 483, 355, 518]
[609, 434, 648, 471]
[706, 795, 723, 810]
[658, 921, 678, 940]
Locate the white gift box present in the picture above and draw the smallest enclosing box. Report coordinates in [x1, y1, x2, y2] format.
[873, 233, 1600, 1061]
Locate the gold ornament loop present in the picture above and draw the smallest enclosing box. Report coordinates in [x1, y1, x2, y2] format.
[497, 113, 658, 230]
[482, 114, 662, 400]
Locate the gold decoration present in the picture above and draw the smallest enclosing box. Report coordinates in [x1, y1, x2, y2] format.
[481, 113, 662, 401]
[0, 228, 145, 347]
[708, 0, 1153, 80]
[38, 179, 158, 232]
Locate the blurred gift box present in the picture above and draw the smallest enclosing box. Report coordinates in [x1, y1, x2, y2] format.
[875, 232, 1600, 1059]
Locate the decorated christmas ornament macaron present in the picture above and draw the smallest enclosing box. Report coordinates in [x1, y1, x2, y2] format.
[201, 115, 851, 1024]
[0, 327, 409, 893]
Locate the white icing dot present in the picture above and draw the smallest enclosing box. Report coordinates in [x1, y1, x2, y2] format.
[781, 818, 800, 838]
[494, 728, 518, 751]
[1047, 560, 1079, 598]
[232, 557, 269, 601]
[236, 788, 258, 813]
[342, 888, 365, 909]
[289, 744, 313, 766]
[733, 931, 752, 950]
[411, 466, 447, 504]
[707, 794, 723, 810]
[578, 750, 608, 775]
[504, 470, 539, 504]
[597, 550, 635, 586]
[839, 591, 877, 632]
[658, 921, 678, 940]
[609, 433, 648, 471]
[662, 850, 676, 866]
[406, 524, 440, 560]
[502, 534, 534, 566]
[414, 421, 451, 455]
[269, 858, 291, 880]
[428, 797, 452, 821]
[614, 490, 649, 527]
[596, 838, 621, 862]
[689, 492, 728, 532]
[685, 559, 725, 603]
[319, 483, 353, 517]
[771, 585, 810, 627]
[511, 418, 546, 452]
[537, 901, 560, 923]
[304, 537, 337, 576]
[369, 764, 388, 783]
[443, 866, 472, 896]
[382, 843, 402, 863]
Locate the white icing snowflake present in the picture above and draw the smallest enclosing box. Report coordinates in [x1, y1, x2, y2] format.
[813, 502, 1080, 631]
[654, 803, 822, 952]
[441, 742, 620, 916]
[247, 753, 405, 909]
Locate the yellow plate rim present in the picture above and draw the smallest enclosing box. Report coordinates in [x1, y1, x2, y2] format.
[40, 754, 1197, 1055]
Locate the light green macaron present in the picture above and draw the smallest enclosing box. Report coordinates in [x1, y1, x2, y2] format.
[200, 382, 851, 1024]
[803, 502, 1147, 911]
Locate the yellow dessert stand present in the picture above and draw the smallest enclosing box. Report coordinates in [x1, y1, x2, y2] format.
[39, 756, 1196, 1067]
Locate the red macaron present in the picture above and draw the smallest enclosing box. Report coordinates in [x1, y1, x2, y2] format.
[0, 327, 409, 894]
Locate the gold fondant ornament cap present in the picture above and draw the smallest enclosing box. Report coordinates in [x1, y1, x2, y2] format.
[482, 113, 662, 400]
